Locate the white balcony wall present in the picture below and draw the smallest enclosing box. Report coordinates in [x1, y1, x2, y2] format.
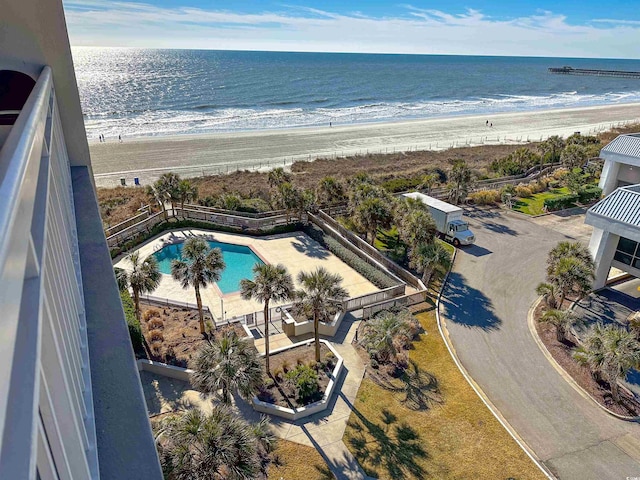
[0, 67, 99, 479]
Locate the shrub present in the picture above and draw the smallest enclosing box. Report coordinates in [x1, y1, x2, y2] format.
[468, 189, 500, 205]
[362, 308, 417, 366]
[285, 364, 319, 402]
[552, 168, 570, 181]
[143, 308, 161, 322]
[148, 329, 164, 343]
[578, 185, 602, 204]
[529, 179, 548, 194]
[543, 193, 579, 211]
[148, 317, 164, 330]
[514, 184, 533, 198]
[281, 360, 290, 373]
[500, 184, 516, 196]
[381, 176, 422, 193]
[303, 224, 398, 289]
[150, 340, 163, 355]
[120, 290, 144, 355]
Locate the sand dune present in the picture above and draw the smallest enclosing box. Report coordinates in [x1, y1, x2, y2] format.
[91, 103, 640, 187]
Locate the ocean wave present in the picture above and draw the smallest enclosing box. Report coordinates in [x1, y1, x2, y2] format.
[84, 89, 640, 139]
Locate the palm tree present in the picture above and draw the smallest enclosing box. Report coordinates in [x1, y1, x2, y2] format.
[361, 309, 413, 365]
[536, 282, 559, 309]
[538, 135, 565, 164]
[418, 173, 439, 194]
[399, 208, 437, 257]
[177, 179, 198, 213]
[447, 159, 473, 205]
[353, 197, 393, 244]
[540, 309, 583, 343]
[316, 176, 345, 213]
[549, 256, 594, 307]
[268, 167, 292, 188]
[190, 329, 263, 405]
[410, 242, 452, 289]
[274, 182, 303, 223]
[561, 144, 588, 168]
[240, 264, 294, 375]
[574, 323, 640, 404]
[154, 406, 273, 480]
[117, 251, 161, 322]
[546, 241, 594, 277]
[171, 237, 225, 336]
[296, 267, 348, 362]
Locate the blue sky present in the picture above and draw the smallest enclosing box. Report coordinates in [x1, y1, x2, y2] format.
[63, 1, 640, 58]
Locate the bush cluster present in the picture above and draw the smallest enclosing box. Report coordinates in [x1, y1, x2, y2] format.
[468, 189, 500, 205]
[381, 176, 422, 193]
[514, 184, 534, 198]
[543, 193, 579, 211]
[577, 185, 602, 204]
[303, 225, 398, 289]
[285, 364, 319, 403]
[120, 290, 144, 355]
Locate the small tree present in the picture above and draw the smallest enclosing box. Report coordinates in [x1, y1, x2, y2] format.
[171, 237, 225, 336]
[561, 144, 588, 168]
[418, 173, 439, 194]
[268, 167, 292, 188]
[191, 329, 263, 405]
[410, 242, 452, 289]
[536, 282, 559, 309]
[240, 264, 294, 375]
[574, 323, 640, 404]
[549, 256, 594, 307]
[296, 267, 348, 362]
[274, 182, 303, 223]
[361, 309, 419, 366]
[540, 309, 583, 343]
[447, 159, 473, 205]
[397, 200, 437, 257]
[177, 179, 198, 213]
[154, 406, 274, 480]
[538, 135, 565, 163]
[353, 197, 394, 244]
[316, 176, 346, 213]
[116, 251, 161, 322]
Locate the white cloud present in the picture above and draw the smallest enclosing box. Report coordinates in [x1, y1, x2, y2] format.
[63, 1, 640, 58]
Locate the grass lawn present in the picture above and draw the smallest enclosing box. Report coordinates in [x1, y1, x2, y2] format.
[268, 439, 334, 480]
[512, 187, 572, 216]
[343, 305, 546, 480]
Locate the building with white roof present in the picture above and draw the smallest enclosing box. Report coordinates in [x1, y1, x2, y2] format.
[586, 134, 640, 288]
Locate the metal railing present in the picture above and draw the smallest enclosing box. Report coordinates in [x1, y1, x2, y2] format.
[0, 67, 99, 478]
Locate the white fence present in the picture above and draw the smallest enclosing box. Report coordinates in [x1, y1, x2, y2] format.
[0, 67, 99, 479]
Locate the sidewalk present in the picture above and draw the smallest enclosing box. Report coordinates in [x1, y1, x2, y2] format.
[140, 312, 374, 480]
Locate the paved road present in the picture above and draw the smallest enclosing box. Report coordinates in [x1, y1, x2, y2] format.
[440, 207, 640, 479]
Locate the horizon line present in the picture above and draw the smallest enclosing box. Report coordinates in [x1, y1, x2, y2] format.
[69, 45, 640, 62]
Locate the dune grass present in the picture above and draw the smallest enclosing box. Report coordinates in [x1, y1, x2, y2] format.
[512, 187, 572, 216]
[268, 439, 335, 480]
[343, 305, 546, 480]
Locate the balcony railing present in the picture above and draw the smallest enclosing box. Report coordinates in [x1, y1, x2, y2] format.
[0, 65, 100, 479]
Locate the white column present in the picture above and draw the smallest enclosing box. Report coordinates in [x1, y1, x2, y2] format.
[589, 227, 618, 289]
[599, 159, 621, 197]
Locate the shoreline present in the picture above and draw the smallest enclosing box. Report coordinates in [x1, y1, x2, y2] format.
[91, 102, 640, 187]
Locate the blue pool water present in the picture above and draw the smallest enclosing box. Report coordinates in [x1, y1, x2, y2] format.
[153, 241, 264, 294]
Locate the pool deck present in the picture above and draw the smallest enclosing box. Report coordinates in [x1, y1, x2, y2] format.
[114, 228, 380, 320]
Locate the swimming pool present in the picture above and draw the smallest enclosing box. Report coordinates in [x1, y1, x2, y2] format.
[153, 240, 264, 294]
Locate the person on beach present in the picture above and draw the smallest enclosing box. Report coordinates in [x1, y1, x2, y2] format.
[329, 121, 332, 127]
[490, 122, 493, 128]
[486, 120, 488, 126]
[118, 134, 122, 143]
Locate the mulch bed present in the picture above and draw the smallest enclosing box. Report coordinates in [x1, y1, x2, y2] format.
[534, 301, 640, 417]
[257, 342, 334, 409]
[139, 301, 246, 368]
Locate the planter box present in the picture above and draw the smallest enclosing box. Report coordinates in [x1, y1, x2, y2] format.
[251, 339, 344, 421]
[281, 309, 344, 337]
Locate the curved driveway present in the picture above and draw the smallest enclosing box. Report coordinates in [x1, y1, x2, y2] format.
[440, 208, 640, 479]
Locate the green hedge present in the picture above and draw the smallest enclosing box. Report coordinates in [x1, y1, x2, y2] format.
[120, 290, 144, 355]
[381, 176, 422, 193]
[543, 193, 579, 211]
[303, 224, 398, 289]
[110, 219, 301, 258]
[578, 185, 602, 204]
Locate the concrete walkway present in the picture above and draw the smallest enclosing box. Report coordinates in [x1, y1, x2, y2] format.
[140, 312, 373, 480]
[440, 207, 640, 479]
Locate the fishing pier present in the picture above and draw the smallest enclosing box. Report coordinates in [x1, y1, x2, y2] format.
[549, 66, 640, 79]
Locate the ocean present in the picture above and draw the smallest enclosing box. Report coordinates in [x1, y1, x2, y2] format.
[72, 48, 640, 140]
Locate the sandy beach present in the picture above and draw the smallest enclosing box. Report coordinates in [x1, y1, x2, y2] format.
[91, 103, 640, 187]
